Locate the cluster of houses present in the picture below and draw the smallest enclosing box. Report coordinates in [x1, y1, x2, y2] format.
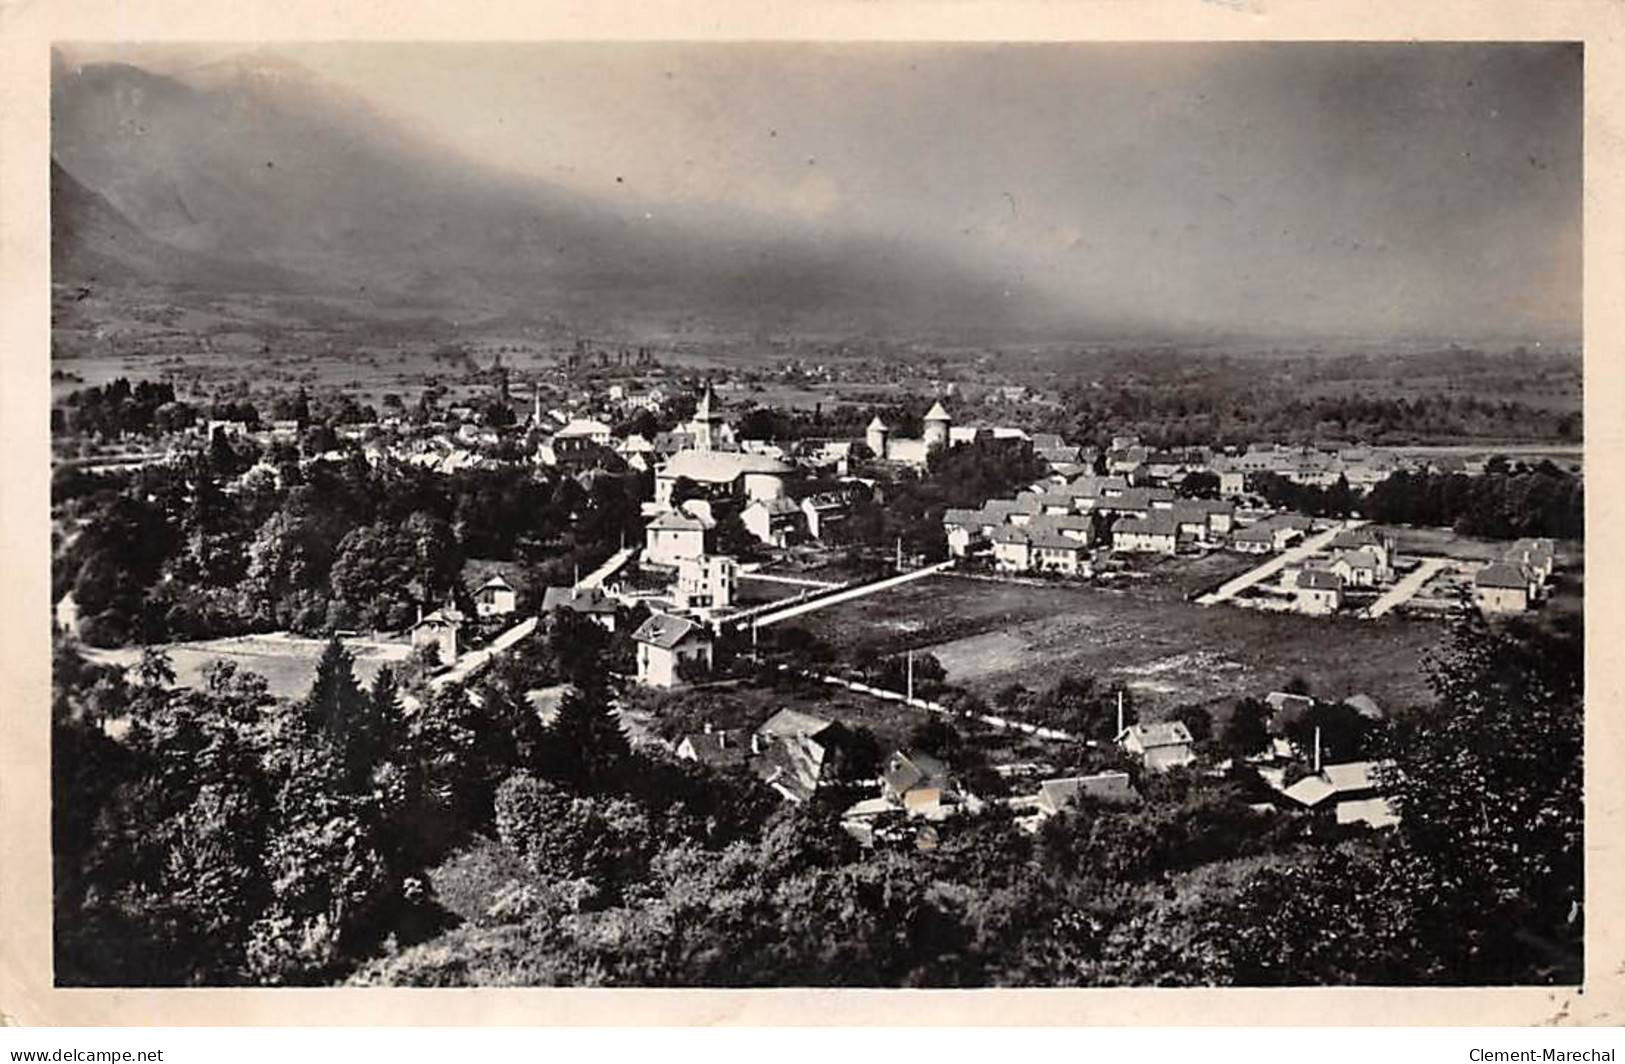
[1271, 527, 1398, 615]
[941, 473, 1237, 573]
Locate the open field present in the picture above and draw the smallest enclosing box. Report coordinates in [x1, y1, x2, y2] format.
[797, 572, 1452, 717]
[81, 632, 412, 701]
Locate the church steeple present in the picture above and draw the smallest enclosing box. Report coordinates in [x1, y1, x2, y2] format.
[693, 380, 721, 451]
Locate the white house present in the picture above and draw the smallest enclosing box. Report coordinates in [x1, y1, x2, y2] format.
[409, 606, 463, 666]
[1474, 562, 1534, 613]
[1118, 721, 1196, 772]
[1112, 512, 1179, 555]
[555, 418, 613, 446]
[645, 510, 713, 566]
[675, 554, 739, 612]
[1295, 569, 1344, 615]
[1330, 550, 1379, 588]
[990, 525, 1032, 572]
[633, 613, 714, 688]
[473, 574, 518, 618]
[742, 496, 803, 548]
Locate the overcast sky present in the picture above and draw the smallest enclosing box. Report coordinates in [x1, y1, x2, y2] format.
[67, 41, 1582, 341]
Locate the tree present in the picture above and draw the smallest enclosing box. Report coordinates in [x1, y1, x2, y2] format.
[1222, 697, 1271, 759]
[1380, 613, 1583, 982]
[135, 646, 175, 689]
[543, 679, 630, 792]
[303, 637, 379, 791]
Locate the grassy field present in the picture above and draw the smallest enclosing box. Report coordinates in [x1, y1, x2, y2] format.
[82, 632, 412, 701]
[796, 571, 1451, 718]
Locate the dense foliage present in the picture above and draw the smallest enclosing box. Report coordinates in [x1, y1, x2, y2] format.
[54, 450, 647, 647]
[1363, 462, 1584, 539]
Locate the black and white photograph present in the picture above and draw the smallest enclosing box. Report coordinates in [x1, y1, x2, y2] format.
[39, 37, 1586, 993]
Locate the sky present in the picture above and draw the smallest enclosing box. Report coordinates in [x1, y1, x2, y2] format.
[64, 41, 1582, 341]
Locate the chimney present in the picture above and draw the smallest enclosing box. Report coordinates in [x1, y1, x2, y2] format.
[704, 721, 713, 735]
[751, 732, 762, 755]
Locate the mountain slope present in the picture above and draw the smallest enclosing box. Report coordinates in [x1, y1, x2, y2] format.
[51, 56, 1056, 337]
[51, 158, 299, 291]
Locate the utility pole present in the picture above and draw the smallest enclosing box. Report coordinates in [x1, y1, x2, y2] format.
[906, 649, 915, 702]
[1313, 725, 1323, 775]
[895, 536, 903, 572]
[1116, 690, 1125, 738]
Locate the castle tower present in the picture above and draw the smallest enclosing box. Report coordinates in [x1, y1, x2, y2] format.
[866, 415, 890, 459]
[923, 401, 951, 450]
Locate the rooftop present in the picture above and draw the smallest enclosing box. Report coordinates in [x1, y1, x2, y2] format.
[632, 613, 707, 649]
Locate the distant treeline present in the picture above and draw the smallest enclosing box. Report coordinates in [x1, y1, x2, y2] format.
[1051, 388, 1580, 450]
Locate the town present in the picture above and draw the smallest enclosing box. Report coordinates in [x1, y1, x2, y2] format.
[50, 348, 1584, 987]
[42, 40, 1585, 994]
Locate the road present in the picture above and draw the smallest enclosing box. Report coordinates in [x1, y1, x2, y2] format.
[750, 560, 956, 627]
[1362, 557, 1453, 619]
[429, 616, 539, 691]
[1196, 522, 1355, 605]
[579, 547, 634, 589]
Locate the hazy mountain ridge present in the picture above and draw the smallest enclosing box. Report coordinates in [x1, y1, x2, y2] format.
[50, 56, 1056, 339]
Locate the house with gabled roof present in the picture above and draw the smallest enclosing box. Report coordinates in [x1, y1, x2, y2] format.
[1330, 549, 1380, 588]
[882, 749, 955, 815]
[472, 573, 519, 618]
[1117, 720, 1196, 771]
[1296, 569, 1345, 615]
[644, 509, 714, 567]
[990, 524, 1033, 572]
[1027, 528, 1089, 575]
[676, 726, 750, 769]
[1274, 760, 1399, 829]
[541, 585, 620, 630]
[1112, 511, 1179, 555]
[1034, 771, 1138, 817]
[742, 495, 804, 548]
[632, 613, 713, 688]
[1474, 562, 1536, 614]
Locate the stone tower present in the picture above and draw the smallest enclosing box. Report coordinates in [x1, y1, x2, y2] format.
[866, 415, 890, 459]
[923, 401, 952, 450]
